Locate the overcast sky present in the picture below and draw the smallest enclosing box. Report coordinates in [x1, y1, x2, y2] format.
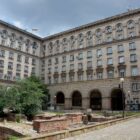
[0, 0, 139, 37]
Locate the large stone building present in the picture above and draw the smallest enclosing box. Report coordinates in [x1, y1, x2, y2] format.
[0, 9, 140, 110]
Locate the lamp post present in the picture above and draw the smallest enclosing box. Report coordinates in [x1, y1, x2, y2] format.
[53, 95, 56, 110]
[120, 78, 125, 118]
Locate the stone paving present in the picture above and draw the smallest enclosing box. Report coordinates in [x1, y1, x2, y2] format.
[63, 118, 140, 140]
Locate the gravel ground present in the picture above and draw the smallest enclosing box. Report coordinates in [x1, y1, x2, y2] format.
[63, 118, 140, 140]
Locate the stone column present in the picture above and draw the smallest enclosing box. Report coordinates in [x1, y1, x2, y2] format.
[102, 97, 111, 110]
[82, 97, 90, 109]
[65, 98, 71, 109]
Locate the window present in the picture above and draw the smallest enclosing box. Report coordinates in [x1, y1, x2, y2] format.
[116, 23, 123, 32]
[87, 73, 93, 80]
[131, 66, 138, 76]
[97, 49, 102, 57]
[97, 59, 102, 66]
[128, 31, 135, 38]
[69, 75, 74, 82]
[7, 71, 12, 80]
[117, 34, 123, 40]
[127, 20, 135, 29]
[106, 36, 112, 42]
[9, 52, 14, 59]
[32, 59, 36, 65]
[70, 55, 74, 61]
[130, 54, 137, 62]
[25, 57, 29, 64]
[16, 64, 21, 72]
[119, 56, 125, 64]
[61, 76, 66, 83]
[17, 54, 22, 62]
[78, 63, 83, 70]
[62, 56, 66, 63]
[132, 83, 140, 92]
[129, 42, 136, 50]
[97, 72, 103, 79]
[107, 70, 114, 78]
[54, 77, 58, 84]
[107, 47, 112, 55]
[48, 77, 51, 84]
[62, 65, 66, 72]
[0, 60, 4, 68]
[118, 45, 124, 53]
[48, 59, 52, 65]
[70, 64, 74, 70]
[87, 51, 92, 58]
[48, 68, 51, 74]
[78, 73, 83, 81]
[0, 50, 5, 57]
[107, 58, 113, 65]
[32, 67, 35, 75]
[0, 70, 3, 79]
[105, 26, 112, 34]
[119, 68, 125, 77]
[15, 73, 20, 80]
[54, 66, 58, 73]
[24, 66, 28, 73]
[8, 62, 13, 70]
[87, 61, 92, 68]
[78, 53, 83, 60]
[55, 57, 59, 64]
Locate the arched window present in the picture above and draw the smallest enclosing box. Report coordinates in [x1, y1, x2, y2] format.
[105, 26, 112, 34]
[95, 28, 102, 37]
[48, 42, 53, 53]
[116, 23, 123, 32]
[127, 20, 135, 29]
[56, 92, 65, 104]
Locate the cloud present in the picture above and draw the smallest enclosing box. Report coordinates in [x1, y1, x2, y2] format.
[0, 0, 139, 37]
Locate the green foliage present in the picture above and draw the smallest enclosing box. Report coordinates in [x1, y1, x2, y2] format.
[7, 136, 19, 140]
[0, 76, 49, 119]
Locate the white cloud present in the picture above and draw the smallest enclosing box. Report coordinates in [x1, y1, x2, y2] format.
[13, 21, 24, 28]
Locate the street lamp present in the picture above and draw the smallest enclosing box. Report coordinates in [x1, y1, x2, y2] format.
[120, 78, 125, 118]
[53, 95, 56, 110]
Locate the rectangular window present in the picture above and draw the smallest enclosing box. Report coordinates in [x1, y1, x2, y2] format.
[55, 57, 59, 64]
[97, 72, 103, 79]
[0, 50, 5, 57]
[97, 59, 102, 66]
[78, 73, 83, 81]
[78, 53, 83, 60]
[54, 77, 58, 84]
[24, 66, 28, 73]
[107, 58, 113, 65]
[62, 65, 66, 72]
[107, 47, 112, 54]
[48, 59, 52, 65]
[107, 70, 114, 78]
[130, 54, 137, 62]
[9, 51, 14, 59]
[87, 51, 92, 58]
[87, 61, 92, 68]
[69, 75, 74, 82]
[97, 49, 102, 57]
[17, 54, 22, 62]
[48, 77, 51, 84]
[106, 36, 112, 42]
[32, 59, 36, 65]
[61, 76, 66, 83]
[70, 64, 74, 70]
[118, 45, 124, 53]
[119, 56, 125, 64]
[131, 66, 138, 76]
[132, 83, 140, 92]
[48, 68, 51, 74]
[8, 62, 13, 70]
[78, 63, 83, 70]
[62, 56, 66, 63]
[119, 68, 125, 77]
[70, 55, 74, 61]
[0, 60, 4, 68]
[129, 42, 136, 50]
[87, 73, 93, 80]
[54, 66, 58, 73]
[16, 64, 21, 72]
[25, 57, 29, 64]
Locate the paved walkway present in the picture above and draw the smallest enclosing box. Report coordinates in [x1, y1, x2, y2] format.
[64, 118, 140, 140]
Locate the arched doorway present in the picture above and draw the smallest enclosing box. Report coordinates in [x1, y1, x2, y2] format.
[90, 90, 102, 110]
[56, 92, 65, 104]
[72, 91, 82, 107]
[111, 88, 123, 110]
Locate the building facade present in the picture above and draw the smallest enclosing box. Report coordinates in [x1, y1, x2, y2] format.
[1, 9, 140, 110]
